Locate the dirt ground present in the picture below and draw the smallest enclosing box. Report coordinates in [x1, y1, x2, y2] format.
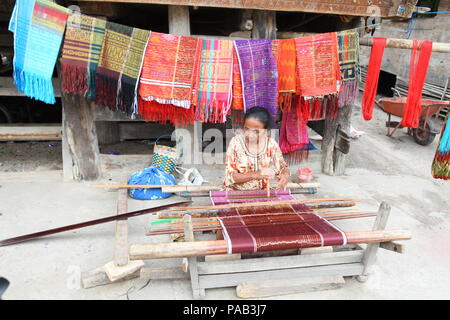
[0, 94, 449, 300]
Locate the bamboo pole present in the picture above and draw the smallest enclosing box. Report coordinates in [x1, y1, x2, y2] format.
[130, 229, 411, 260]
[359, 37, 450, 54]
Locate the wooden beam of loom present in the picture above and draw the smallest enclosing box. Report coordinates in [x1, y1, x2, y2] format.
[88, 182, 320, 190]
[75, 0, 417, 18]
[129, 229, 411, 260]
[148, 211, 378, 235]
[359, 37, 450, 54]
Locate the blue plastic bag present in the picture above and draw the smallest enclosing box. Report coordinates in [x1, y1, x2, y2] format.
[128, 167, 175, 200]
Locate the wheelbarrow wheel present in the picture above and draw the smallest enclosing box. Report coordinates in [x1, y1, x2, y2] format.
[413, 118, 436, 146]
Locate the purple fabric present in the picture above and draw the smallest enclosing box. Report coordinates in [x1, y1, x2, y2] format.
[233, 40, 278, 115]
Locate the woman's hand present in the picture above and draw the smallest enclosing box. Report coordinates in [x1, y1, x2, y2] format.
[277, 169, 290, 190]
[254, 168, 275, 180]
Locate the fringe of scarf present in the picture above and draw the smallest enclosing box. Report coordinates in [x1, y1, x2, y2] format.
[117, 81, 136, 115]
[61, 63, 88, 95]
[86, 68, 98, 102]
[95, 73, 118, 111]
[138, 98, 195, 128]
[401, 40, 433, 128]
[284, 150, 309, 166]
[362, 37, 387, 121]
[14, 67, 56, 104]
[299, 95, 339, 121]
[338, 80, 358, 108]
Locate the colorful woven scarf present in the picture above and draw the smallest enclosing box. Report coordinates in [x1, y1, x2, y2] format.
[401, 40, 433, 128]
[196, 39, 234, 123]
[95, 22, 149, 114]
[432, 109, 450, 180]
[294, 32, 341, 97]
[273, 39, 297, 110]
[337, 29, 360, 107]
[61, 13, 106, 101]
[362, 37, 387, 121]
[279, 95, 309, 164]
[234, 39, 278, 115]
[138, 100, 196, 127]
[231, 50, 244, 111]
[139, 32, 202, 109]
[9, 0, 68, 104]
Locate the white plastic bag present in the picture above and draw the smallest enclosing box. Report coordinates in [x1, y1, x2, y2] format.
[175, 167, 205, 186]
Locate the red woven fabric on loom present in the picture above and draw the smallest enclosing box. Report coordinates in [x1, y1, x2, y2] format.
[210, 190, 293, 205]
[211, 190, 347, 254]
[362, 37, 387, 121]
[294, 32, 341, 97]
[401, 40, 433, 128]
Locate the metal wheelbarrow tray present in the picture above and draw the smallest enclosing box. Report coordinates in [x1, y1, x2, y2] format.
[375, 97, 450, 145]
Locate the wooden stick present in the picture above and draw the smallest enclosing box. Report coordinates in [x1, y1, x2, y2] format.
[147, 212, 378, 235]
[359, 37, 450, 54]
[130, 229, 411, 260]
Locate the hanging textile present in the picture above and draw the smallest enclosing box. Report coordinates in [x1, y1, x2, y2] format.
[139, 32, 202, 109]
[362, 37, 387, 121]
[337, 29, 360, 108]
[8, 0, 69, 104]
[95, 22, 149, 114]
[432, 109, 450, 180]
[294, 32, 341, 97]
[234, 39, 278, 116]
[231, 50, 244, 111]
[401, 40, 433, 128]
[196, 39, 234, 123]
[279, 95, 309, 164]
[61, 13, 106, 100]
[210, 191, 347, 254]
[138, 101, 196, 127]
[273, 39, 297, 111]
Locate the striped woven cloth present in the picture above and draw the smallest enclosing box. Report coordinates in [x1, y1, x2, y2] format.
[95, 22, 150, 114]
[295, 32, 341, 97]
[61, 13, 106, 100]
[234, 39, 278, 116]
[9, 0, 69, 104]
[272, 39, 297, 111]
[196, 39, 234, 123]
[337, 29, 360, 107]
[139, 32, 203, 109]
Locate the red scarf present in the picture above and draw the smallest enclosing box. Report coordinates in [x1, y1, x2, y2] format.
[401, 40, 433, 128]
[362, 38, 387, 121]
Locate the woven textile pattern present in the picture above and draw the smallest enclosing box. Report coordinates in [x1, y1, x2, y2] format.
[337, 29, 360, 107]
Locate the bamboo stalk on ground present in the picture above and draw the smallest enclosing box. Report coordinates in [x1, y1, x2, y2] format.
[130, 229, 411, 260]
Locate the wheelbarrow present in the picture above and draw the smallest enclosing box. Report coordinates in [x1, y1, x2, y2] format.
[375, 89, 450, 146]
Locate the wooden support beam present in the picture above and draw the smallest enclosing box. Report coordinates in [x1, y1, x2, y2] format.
[0, 124, 62, 141]
[130, 229, 411, 260]
[184, 214, 205, 299]
[359, 37, 450, 54]
[81, 267, 139, 289]
[76, 0, 416, 18]
[114, 189, 129, 267]
[236, 276, 345, 298]
[251, 10, 276, 40]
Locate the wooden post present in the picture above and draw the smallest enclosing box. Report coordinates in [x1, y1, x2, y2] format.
[356, 202, 391, 282]
[183, 214, 205, 299]
[251, 10, 276, 39]
[168, 5, 202, 164]
[322, 104, 353, 175]
[114, 189, 129, 267]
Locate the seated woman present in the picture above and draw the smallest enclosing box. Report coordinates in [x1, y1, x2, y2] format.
[223, 106, 290, 191]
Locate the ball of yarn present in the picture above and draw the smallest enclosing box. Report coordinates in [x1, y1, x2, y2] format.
[296, 167, 313, 183]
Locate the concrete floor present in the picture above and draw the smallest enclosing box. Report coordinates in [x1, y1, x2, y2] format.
[0, 101, 449, 300]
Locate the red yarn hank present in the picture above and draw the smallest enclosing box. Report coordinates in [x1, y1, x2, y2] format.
[362, 37, 387, 121]
[401, 40, 433, 128]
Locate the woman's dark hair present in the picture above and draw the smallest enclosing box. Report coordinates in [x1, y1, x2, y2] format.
[243, 106, 273, 129]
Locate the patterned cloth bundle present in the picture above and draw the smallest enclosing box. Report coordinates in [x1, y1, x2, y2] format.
[95, 22, 150, 115]
[196, 39, 234, 123]
[234, 39, 278, 116]
[432, 109, 450, 180]
[9, 0, 69, 104]
[61, 13, 106, 100]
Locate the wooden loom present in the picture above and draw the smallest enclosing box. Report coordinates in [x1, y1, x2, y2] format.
[79, 188, 410, 299]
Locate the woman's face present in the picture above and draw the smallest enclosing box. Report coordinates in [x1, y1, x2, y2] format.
[243, 117, 267, 142]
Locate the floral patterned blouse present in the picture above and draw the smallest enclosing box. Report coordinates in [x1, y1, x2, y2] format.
[223, 134, 289, 190]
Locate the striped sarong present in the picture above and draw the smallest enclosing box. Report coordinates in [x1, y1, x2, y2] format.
[337, 29, 360, 107]
[61, 13, 106, 100]
[196, 39, 233, 123]
[9, 0, 69, 104]
[234, 39, 278, 116]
